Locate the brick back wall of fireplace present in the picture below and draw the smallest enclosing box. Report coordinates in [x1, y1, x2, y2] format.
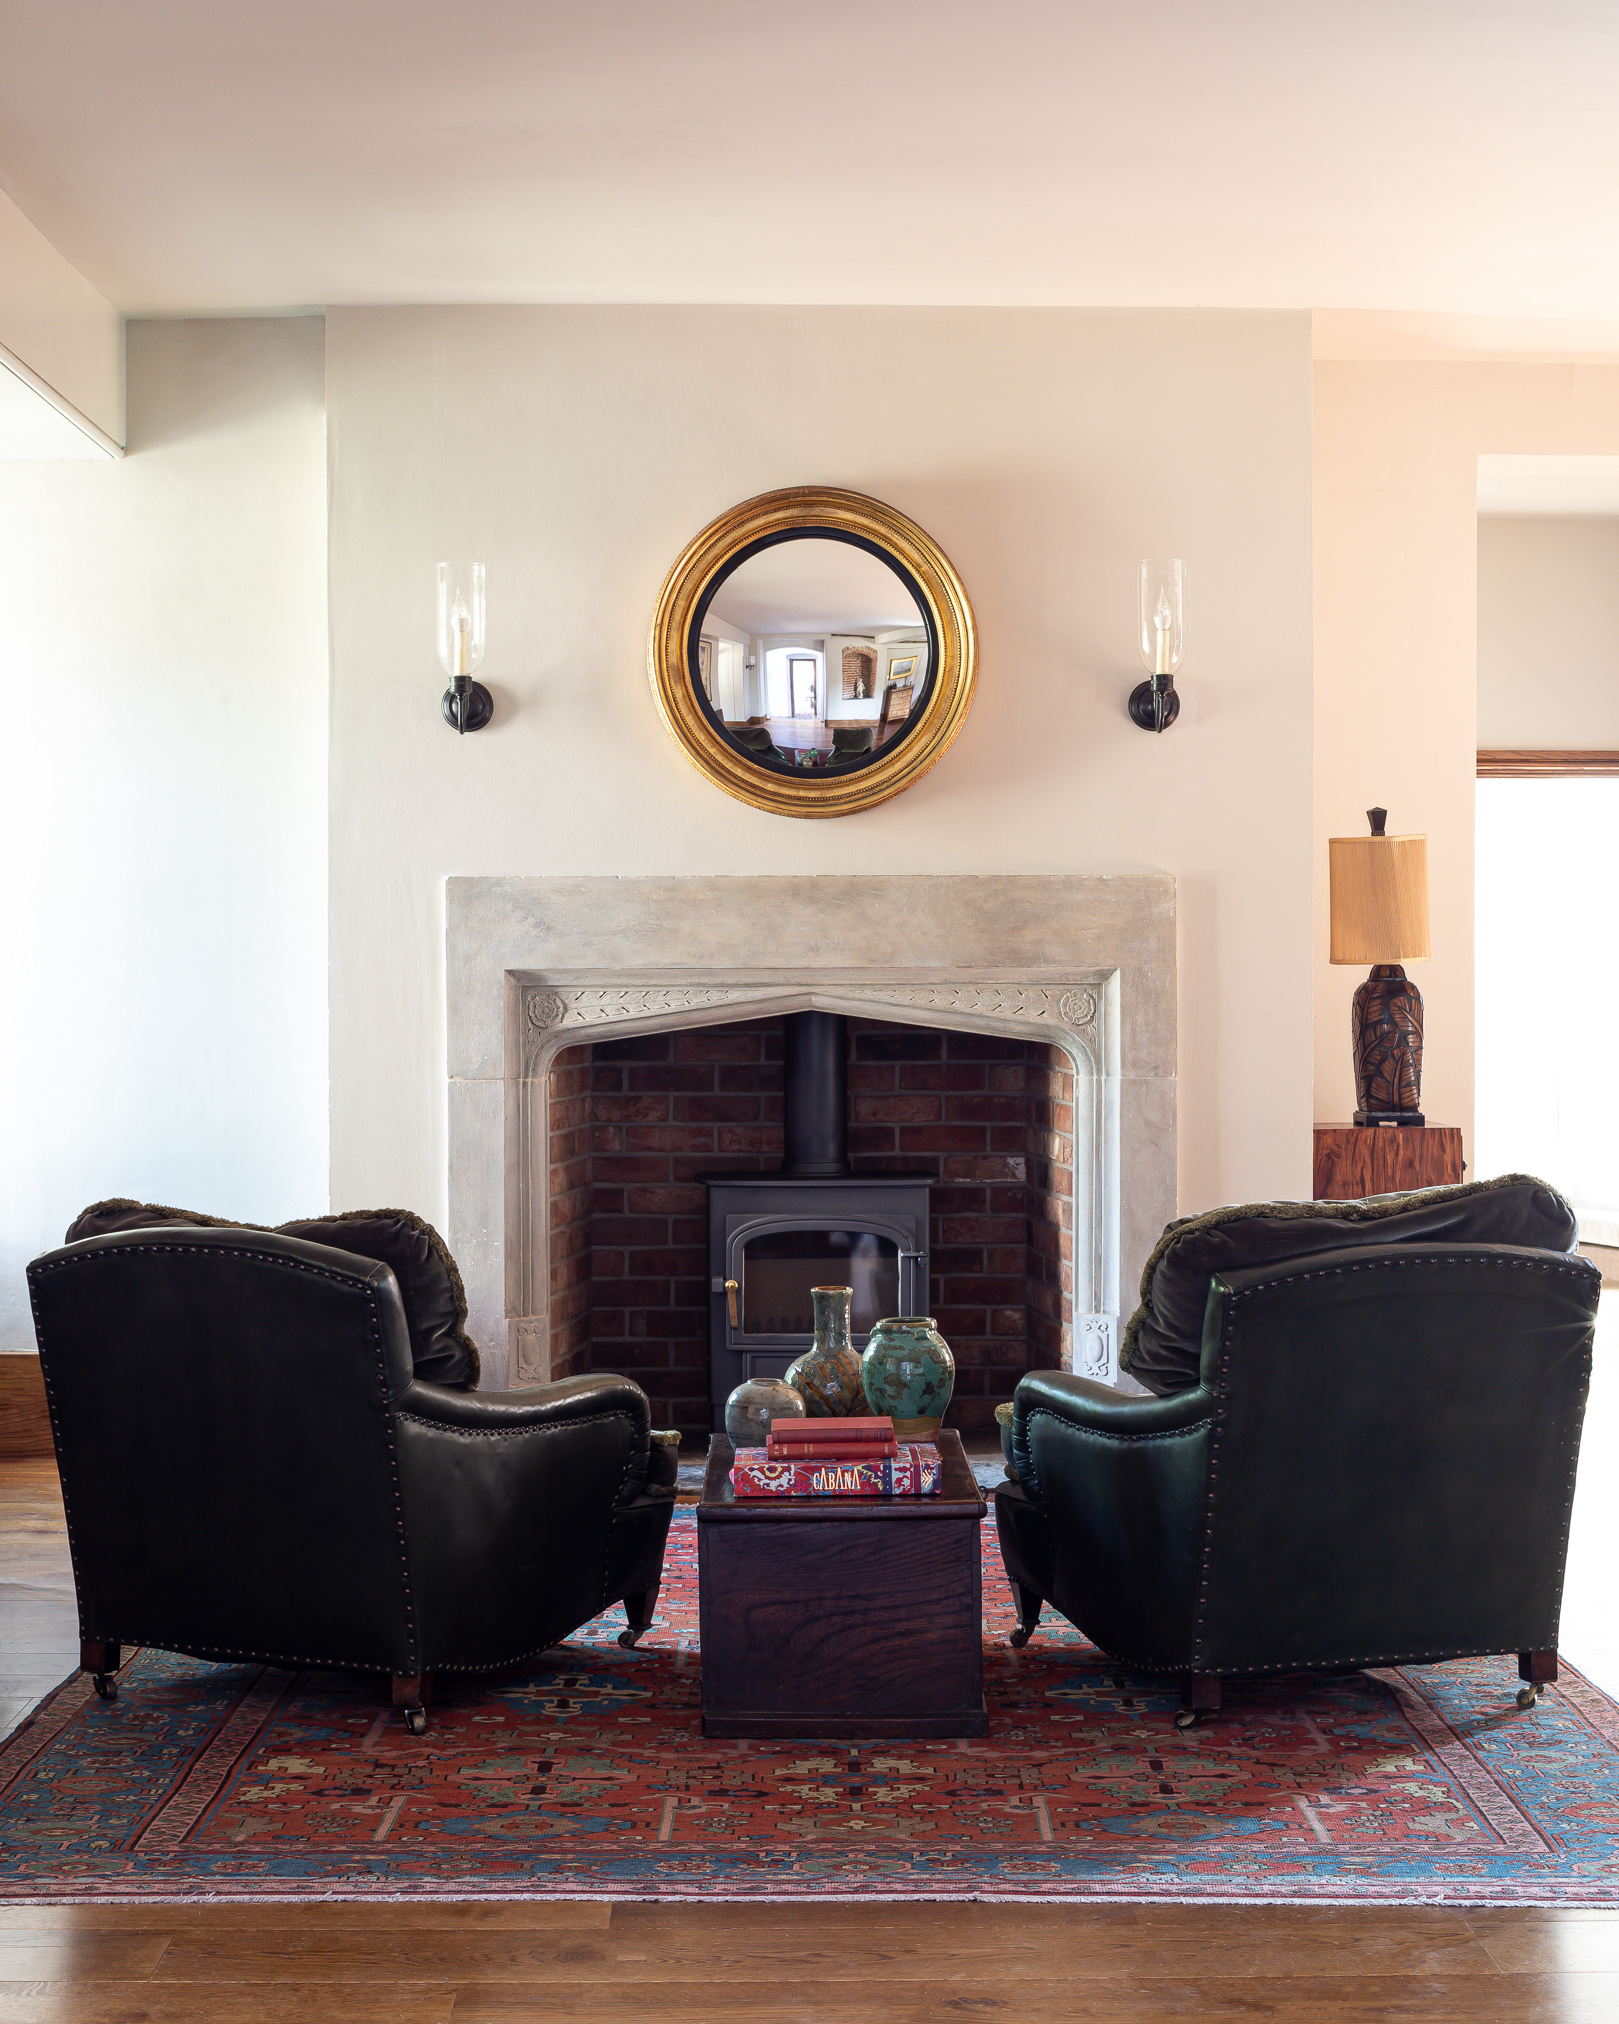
[543, 1017, 1074, 1432]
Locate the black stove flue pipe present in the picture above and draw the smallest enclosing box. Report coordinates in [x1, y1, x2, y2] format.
[781, 1011, 849, 1177]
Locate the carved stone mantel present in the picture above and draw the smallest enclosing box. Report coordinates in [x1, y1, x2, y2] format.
[445, 875, 1175, 1391]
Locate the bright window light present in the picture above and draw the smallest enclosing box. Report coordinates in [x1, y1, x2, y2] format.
[1476, 777, 1619, 1235]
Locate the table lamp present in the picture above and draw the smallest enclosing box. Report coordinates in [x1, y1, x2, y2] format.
[1329, 808, 1432, 1125]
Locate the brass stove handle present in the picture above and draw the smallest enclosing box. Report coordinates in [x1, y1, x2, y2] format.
[725, 1279, 740, 1330]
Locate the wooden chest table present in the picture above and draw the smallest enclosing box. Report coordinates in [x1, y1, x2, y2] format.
[697, 1428, 988, 1738]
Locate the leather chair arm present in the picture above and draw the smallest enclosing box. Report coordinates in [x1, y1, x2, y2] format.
[1011, 1367, 1216, 1670]
[394, 1371, 652, 1495]
[1012, 1368, 1215, 1495]
[394, 1370, 651, 1431]
[391, 1374, 662, 1674]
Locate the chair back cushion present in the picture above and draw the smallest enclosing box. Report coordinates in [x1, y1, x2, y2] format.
[27, 1227, 421, 1674]
[1121, 1174, 1578, 1395]
[277, 1214, 478, 1388]
[64, 1200, 479, 1388]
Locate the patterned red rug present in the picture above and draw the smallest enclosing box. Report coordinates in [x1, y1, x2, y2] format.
[4, 1509, 1618, 1903]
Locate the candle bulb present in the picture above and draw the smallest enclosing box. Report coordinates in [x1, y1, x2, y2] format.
[436, 561, 492, 734]
[1131, 558, 1184, 733]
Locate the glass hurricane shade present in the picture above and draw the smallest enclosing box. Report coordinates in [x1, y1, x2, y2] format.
[1138, 559, 1184, 677]
[437, 562, 486, 680]
[1328, 833, 1432, 965]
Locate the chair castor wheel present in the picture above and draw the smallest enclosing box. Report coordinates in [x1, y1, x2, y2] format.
[617, 1626, 644, 1649]
[93, 1673, 117, 1702]
[1174, 1708, 1199, 1730]
[1008, 1626, 1032, 1649]
[403, 1704, 428, 1735]
[1516, 1684, 1540, 1710]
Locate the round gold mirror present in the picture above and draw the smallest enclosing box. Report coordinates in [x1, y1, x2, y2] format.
[648, 487, 976, 818]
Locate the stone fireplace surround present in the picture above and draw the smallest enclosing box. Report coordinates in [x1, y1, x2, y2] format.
[446, 876, 1175, 1395]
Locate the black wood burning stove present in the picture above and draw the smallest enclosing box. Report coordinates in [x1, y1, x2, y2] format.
[707, 1011, 930, 1428]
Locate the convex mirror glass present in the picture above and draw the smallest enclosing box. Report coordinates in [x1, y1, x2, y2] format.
[694, 535, 932, 777]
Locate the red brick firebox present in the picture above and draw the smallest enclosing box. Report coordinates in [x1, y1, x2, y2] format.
[545, 1016, 1074, 1433]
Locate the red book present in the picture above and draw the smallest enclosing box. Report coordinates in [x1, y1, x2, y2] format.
[731, 1445, 943, 1499]
[766, 1438, 899, 1461]
[769, 1416, 894, 1445]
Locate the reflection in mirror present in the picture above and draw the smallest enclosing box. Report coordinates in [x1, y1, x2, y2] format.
[696, 536, 931, 771]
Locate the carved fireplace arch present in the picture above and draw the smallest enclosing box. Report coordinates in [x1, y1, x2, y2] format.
[510, 979, 1113, 1388]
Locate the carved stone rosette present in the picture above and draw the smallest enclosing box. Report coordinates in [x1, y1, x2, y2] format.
[1076, 1314, 1115, 1381]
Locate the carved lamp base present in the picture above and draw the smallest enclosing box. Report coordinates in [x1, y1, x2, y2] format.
[1351, 963, 1425, 1126]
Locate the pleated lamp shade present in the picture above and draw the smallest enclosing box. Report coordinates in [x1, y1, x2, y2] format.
[1329, 833, 1431, 965]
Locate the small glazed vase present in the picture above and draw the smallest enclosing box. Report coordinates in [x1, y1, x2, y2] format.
[724, 1379, 807, 1449]
[784, 1285, 868, 1417]
[861, 1315, 954, 1438]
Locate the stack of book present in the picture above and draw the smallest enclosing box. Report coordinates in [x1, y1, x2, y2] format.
[768, 1415, 897, 1461]
[731, 1414, 944, 1499]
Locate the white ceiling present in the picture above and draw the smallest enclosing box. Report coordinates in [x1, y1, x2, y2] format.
[707, 540, 923, 636]
[3, 2, 1619, 318]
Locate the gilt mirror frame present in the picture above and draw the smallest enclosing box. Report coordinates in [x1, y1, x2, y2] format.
[647, 487, 977, 819]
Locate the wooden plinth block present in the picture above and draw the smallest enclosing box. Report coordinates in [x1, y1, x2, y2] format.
[1313, 1124, 1464, 1202]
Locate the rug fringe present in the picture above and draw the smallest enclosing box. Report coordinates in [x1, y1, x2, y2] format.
[6, 1885, 1619, 1907]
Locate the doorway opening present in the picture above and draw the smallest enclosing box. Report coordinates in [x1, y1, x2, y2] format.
[1476, 483, 1619, 1697]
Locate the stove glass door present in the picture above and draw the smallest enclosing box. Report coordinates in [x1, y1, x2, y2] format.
[739, 1227, 901, 1339]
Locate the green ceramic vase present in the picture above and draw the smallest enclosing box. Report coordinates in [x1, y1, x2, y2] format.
[861, 1315, 954, 1437]
[784, 1286, 868, 1416]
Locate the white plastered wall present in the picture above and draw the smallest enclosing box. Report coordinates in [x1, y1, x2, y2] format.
[1312, 358, 1619, 1145]
[325, 306, 1316, 1236]
[0, 318, 329, 1347]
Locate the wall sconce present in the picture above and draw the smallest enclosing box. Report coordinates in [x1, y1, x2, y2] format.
[437, 561, 492, 734]
[1129, 558, 1184, 732]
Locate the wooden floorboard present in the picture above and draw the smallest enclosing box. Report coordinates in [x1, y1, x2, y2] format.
[0, 1987, 458, 2023]
[0, 1459, 75, 1755]
[0, 1457, 1614, 2020]
[444, 1976, 1619, 2024]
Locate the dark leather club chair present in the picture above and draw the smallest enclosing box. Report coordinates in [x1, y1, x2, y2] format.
[26, 1227, 676, 1733]
[997, 1230, 1600, 1728]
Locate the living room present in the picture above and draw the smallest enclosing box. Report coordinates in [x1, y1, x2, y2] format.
[3, 3, 1619, 2014]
